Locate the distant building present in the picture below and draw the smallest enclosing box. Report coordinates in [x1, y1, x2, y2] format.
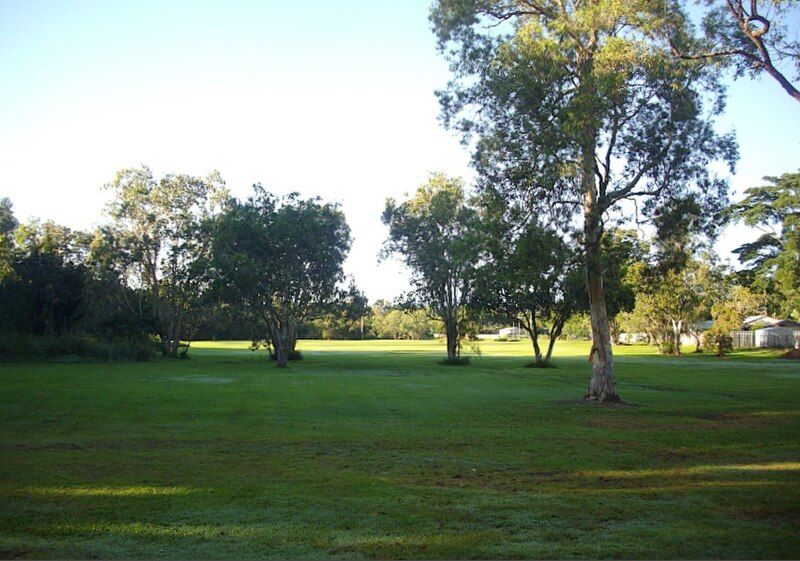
[743, 315, 800, 329]
[498, 326, 524, 339]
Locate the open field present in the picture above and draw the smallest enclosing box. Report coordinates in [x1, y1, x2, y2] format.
[1, 339, 799, 559]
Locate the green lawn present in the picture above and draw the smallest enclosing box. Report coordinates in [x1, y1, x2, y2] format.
[1, 339, 798, 559]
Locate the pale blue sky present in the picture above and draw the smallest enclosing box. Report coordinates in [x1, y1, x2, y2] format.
[1, 1, 798, 301]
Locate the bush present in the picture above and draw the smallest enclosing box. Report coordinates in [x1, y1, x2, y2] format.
[704, 329, 733, 357]
[270, 350, 303, 361]
[0, 331, 33, 360]
[525, 360, 556, 369]
[0, 333, 154, 362]
[439, 356, 470, 366]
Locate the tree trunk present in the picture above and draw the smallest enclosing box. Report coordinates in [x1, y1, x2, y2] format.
[266, 315, 289, 368]
[445, 319, 459, 361]
[581, 143, 618, 400]
[584, 231, 618, 402]
[544, 323, 564, 365]
[671, 319, 682, 356]
[527, 314, 543, 364]
[272, 326, 289, 368]
[169, 312, 183, 358]
[575, 47, 618, 402]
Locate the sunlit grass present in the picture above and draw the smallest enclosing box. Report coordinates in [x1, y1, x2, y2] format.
[6, 486, 196, 498]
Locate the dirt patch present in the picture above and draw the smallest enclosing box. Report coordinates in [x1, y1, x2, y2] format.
[779, 348, 800, 359]
[585, 416, 664, 430]
[166, 375, 234, 384]
[0, 442, 83, 452]
[572, 398, 639, 408]
[691, 412, 783, 429]
[429, 468, 576, 491]
[732, 504, 800, 525]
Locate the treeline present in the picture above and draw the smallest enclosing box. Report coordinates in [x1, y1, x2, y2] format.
[2, 168, 796, 367]
[0, 168, 358, 365]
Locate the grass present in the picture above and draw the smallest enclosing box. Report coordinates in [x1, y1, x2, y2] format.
[0, 338, 798, 559]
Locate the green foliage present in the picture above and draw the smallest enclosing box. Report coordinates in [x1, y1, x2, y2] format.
[211, 186, 352, 366]
[104, 166, 228, 357]
[270, 350, 303, 362]
[473, 209, 585, 364]
[370, 307, 441, 340]
[561, 313, 592, 340]
[430, 0, 737, 396]
[382, 174, 480, 360]
[704, 329, 734, 357]
[731, 172, 800, 319]
[0, 333, 154, 362]
[438, 356, 470, 366]
[625, 258, 723, 355]
[680, 1, 800, 100]
[711, 285, 766, 334]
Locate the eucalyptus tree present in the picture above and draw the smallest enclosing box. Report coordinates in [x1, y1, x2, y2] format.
[211, 186, 352, 367]
[382, 173, 480, 363]
[431, 0, 737, 400]
[668, 0, 800, 102]
[105, 166, 227, 357]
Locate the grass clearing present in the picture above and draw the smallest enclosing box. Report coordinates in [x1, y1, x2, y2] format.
[1, 339, 798, 558]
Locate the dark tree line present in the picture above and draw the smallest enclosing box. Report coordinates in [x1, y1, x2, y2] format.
[0, 168, 356, 365]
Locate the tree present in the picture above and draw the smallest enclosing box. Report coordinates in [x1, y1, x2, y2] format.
[431, 0, 736, 399]
[382, 173, 480, 363]
[473, 207, 584, 366]
[308, 282, 369, 340]
[0, 197, 18, 278]
[0, 220, 90, 336]
[626, 259, 716, 355]
[668, 1, 800, 102]
[371, 307, 440, 340]
[105, 166, 226, 357]
[730, 172, 800, 320]
[212, 186, 352, 367]
[706, 285, 766, 355]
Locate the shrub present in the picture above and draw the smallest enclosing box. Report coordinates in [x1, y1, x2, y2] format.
[525, 360, 557, 369]
[0, 333, 154, 362]
[270, 350, 303, 361]
[439, 356, 470, 366]
[704, 329, 733, 357]
[0, 331, 32, 360]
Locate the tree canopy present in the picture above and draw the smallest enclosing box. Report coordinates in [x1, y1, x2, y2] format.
[212, 186, 352, 367]
[382, 173, 480, 363]
[430, 0, 738, 400]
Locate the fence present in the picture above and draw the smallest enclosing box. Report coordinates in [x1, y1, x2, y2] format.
[730, 331, 755, 348]
[730, 329, 800, 349]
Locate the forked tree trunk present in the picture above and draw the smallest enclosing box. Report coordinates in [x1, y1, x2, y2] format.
[544, 323, 564, 365]
[525, 315, 544, 364]
[272, 328, 289, 368]
[268, 318, 290, 368]
[671, 319, 682, 356]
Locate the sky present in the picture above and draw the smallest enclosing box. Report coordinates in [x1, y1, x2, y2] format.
[0, 0, 798, 302]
